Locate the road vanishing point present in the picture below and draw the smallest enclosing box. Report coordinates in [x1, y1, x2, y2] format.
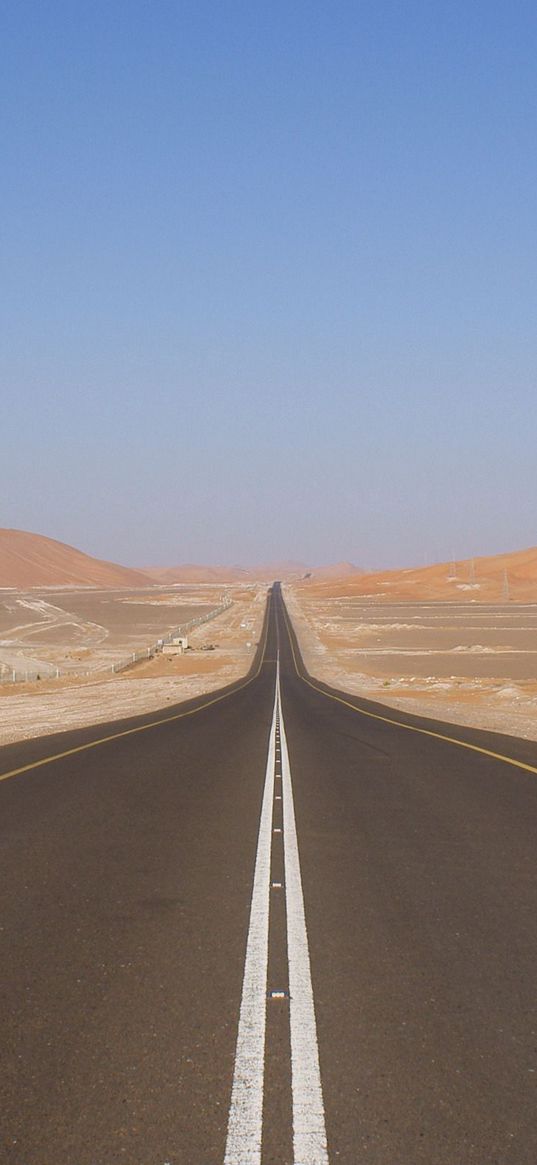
[2, 584, 537, 1163]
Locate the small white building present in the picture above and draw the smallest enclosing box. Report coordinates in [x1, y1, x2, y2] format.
[162, 636, 188, 656]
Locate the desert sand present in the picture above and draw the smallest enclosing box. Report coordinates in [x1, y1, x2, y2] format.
[4, 526, 537, 746]
[0, 585, 227, 679]
[0, 585, 267, 746]
[285, 586, 537, 742]
[0, 528, 152, 588]
[142, 560, 359, 584]
[298, 546, 537, 604]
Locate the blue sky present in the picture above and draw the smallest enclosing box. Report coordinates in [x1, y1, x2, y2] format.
[2, 1, 536, 568]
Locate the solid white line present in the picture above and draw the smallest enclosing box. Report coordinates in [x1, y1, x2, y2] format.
[279, 670, 329, 1165]
[224, 682, 278, 1165]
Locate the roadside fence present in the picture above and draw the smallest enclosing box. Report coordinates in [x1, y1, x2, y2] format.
[0, 597, 233, 686]
[0, 663, 60, 685]
[107, 597, 232, 676]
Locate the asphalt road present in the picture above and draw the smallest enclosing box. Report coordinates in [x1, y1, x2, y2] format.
[2, 584, 537, 1164]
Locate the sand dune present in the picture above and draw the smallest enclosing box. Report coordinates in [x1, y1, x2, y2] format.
[0, 529, 153, 589]
[144, 560, 362, 584]
[297, 547, 537, 602]
[144, 564, 311, 584]
[301, 561, 362, 581]
[143, 564, 255, 584]
[0, 529, 362, 590]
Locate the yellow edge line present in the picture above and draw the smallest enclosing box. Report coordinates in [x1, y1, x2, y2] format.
[280, 599, 537, 779]
[0, 599, 272, 784]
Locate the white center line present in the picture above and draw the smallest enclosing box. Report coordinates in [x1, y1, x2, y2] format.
[279, 668, 329, 1165]
[224, 655, 328, 1164]
[224, 681, 277, 1165]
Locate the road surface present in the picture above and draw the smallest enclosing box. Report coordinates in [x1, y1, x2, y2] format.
[2, 584, 537, 1163]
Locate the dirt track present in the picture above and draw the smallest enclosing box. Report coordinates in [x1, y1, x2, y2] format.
[0, 585, 228, 678]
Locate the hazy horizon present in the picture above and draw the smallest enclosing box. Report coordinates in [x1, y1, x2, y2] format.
[3, 524, 537, 578]
[3, 2, 536, 570]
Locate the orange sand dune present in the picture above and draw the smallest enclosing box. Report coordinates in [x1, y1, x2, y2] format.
[297, 547, 537, 602]
[143, 564, 254, 584]
[0, 529, 153, 589]
[145, 560, 362, 584]
[144, 563, 301, 583]
[301, 561, 362, 581]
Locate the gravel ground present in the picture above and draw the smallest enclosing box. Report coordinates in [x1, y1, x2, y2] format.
[0, 589, 267, 746]
[284, 588, 537, 743]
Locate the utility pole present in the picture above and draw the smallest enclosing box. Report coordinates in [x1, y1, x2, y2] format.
[469, 558, 476, 584]
[502, 568, 510, 602]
